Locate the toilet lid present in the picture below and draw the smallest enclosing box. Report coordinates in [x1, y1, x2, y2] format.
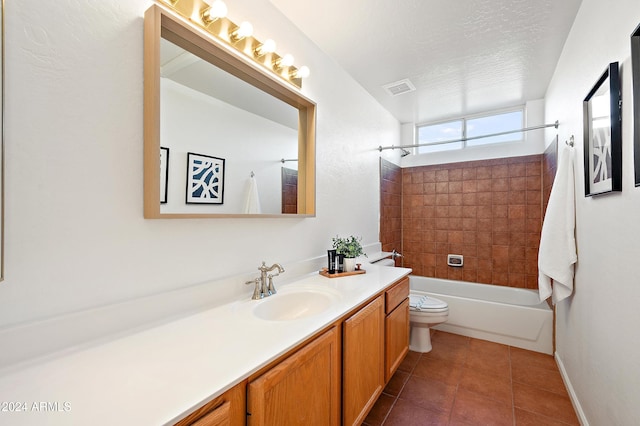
[409, 294, 448, 311]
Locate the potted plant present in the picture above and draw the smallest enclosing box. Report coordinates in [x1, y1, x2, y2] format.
[332, 235, 366, 272]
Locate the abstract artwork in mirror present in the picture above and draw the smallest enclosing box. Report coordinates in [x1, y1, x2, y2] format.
[583, 62, 622, 197]
[186, 152, 225, 204]
[143, 5, 316, 218]
[632, 23, 640, 186]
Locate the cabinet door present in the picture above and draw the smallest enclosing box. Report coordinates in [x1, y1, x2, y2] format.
[385, 298, 410, 382]
[247, 327, 340, 426]
[174, 381, 246, 426]
[342, 296, 384, 426]
[190, 401, 230, 426]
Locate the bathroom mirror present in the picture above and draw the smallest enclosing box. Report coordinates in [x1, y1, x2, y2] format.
[144, 5, 316, 218]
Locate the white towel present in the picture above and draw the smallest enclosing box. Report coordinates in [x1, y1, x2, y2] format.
[538, 145, 577, 304]
[243, 175, 262, 214]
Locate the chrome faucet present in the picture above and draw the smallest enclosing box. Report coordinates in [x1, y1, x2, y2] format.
[245, 261, 285, 300]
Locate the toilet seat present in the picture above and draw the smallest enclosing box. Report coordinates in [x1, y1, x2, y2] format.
[409, 294, 448, 313]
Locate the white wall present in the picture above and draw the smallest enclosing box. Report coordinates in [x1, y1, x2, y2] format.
[544, 0, 640, 424]
[160, 79, 297, 214]
[0, 0, 400, 327]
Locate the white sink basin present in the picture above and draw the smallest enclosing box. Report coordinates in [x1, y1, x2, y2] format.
[253, 288, 338, 321]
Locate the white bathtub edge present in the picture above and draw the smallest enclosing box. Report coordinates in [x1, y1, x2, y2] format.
[555, 352, 588, 426]
[432, 322, 553, 355]
[410, 276, 553, 354]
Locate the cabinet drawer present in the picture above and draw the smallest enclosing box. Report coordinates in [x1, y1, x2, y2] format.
[385, 277, 409, 314]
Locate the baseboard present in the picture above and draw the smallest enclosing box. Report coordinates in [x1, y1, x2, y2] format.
[555, 351, 589, 426]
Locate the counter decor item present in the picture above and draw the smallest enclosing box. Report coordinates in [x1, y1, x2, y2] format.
[332, 235, 366, 272]
[319, 267, 366, 278]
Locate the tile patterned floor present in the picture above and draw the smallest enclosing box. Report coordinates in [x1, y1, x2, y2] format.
[364, 331, 579, 426]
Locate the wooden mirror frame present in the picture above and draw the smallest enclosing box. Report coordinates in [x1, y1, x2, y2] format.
[143, 5, 316, 218]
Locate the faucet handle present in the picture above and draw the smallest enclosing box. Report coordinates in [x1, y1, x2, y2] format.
[245, 278, 263, 300]
[266, 274, 277, 295]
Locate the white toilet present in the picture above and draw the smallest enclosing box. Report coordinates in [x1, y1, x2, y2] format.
[408, 293, 449, 353]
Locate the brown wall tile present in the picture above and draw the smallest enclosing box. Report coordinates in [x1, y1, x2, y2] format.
[380, 155, 553, 289]
[381, 155, 548, 289]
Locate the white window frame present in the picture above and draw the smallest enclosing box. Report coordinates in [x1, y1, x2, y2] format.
[415, 106, 525, 155]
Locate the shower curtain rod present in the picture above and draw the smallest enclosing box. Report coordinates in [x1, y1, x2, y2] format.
[378, 120, 559, 152]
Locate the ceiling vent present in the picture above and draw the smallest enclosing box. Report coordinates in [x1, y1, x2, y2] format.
[382, 78, 416, 96]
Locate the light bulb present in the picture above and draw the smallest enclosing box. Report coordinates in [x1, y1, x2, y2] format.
[231, 21, 254, 40]
[275, 53, 295, 69]
[293, 65, 310, 79]
[202, 0, 227, 23]
[255, 39, 277, 56]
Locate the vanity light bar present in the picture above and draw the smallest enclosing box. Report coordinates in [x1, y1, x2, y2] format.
[159, 0, 308, 89]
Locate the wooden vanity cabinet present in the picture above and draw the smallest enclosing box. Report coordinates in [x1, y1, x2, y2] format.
[384, 277, 410, 382]
[342, 296, 385, 426]
[247, 327, 340, 426]
[174, 381, 246, 426]
[175, 276, 409, 426]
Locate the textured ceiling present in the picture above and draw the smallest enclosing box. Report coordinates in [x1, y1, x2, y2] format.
[269, 0, 582, 124]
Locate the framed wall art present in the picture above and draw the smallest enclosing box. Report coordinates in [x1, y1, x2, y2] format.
[186, 152, 225, 204]
[583, 62, 622, 196]
[632, 23, 640, 186]
[160, 147, 169, 204]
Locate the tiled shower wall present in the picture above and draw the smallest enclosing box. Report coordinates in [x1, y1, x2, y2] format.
[543, 140, 559, 217]
[380, 159, 402, 263]
[402, 155, 543, 288]
[381, 155, 557, 289]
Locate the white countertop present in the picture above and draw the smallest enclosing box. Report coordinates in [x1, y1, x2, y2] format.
[0, 263, 410, 425]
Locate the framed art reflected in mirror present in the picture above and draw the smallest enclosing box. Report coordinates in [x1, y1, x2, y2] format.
[583, 62, 622, 197]
[631, 23, 640, 186]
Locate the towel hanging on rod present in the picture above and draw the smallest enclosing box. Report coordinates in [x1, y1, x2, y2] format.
[538, 144, 577, 304]
[244, 173, 261, 214]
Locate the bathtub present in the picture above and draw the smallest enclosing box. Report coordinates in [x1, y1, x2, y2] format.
[409, 275, 553, 354]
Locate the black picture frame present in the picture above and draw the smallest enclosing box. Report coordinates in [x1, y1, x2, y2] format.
[632, 23, 640, 186]
[186, 152, 225, 204]
[160, 147, 169, 204]
[583, 62, 622, 197]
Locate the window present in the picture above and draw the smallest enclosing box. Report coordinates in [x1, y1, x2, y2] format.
[417, 109, 524, 154]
